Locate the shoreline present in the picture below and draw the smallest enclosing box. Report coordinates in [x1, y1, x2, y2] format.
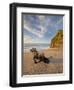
[22, 48, 63, 75]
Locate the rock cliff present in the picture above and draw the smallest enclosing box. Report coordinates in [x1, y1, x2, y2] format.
[50, 30, 63, 48]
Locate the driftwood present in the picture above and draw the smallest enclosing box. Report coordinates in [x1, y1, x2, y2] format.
[30, 48, 50, 64]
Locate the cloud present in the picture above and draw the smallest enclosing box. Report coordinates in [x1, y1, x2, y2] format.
[24, 23, 43, 38]
[54, 18, 63, 30]
[23, 15, 63, 39]
[23, 16, 48, 38]
[24, 35, 33, 43]
[56, 18, 63, 25]
[38, 16, 45, 22]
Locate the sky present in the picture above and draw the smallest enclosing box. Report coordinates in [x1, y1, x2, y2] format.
[22, 14, 63, 44]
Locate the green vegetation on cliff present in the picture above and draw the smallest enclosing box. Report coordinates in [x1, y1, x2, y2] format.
[50, 30, 63, 48]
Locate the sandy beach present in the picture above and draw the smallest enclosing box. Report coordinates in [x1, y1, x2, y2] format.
[22, 48, 63, 75]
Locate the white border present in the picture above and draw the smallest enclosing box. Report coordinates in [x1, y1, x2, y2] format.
[16, 7, 70, 83]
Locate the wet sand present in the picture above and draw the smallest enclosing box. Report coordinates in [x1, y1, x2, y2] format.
[22, 48, 63, 75]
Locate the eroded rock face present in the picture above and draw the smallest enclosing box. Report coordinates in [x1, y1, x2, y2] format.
[50, 30, 63, 48]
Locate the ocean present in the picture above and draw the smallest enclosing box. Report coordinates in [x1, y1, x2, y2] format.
[24, 43, 49, 52]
